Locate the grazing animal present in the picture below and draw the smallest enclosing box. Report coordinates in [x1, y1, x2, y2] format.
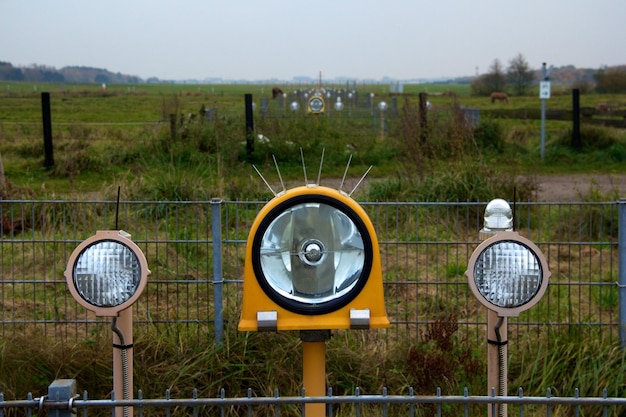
[272, 87, 284, 99]
[490, 92, 509, 104]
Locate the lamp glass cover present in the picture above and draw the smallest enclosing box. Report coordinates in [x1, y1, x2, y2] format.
[473, 240, 542, 308]
[483, 198, 513, 231]
[258, 202, 365, 305]
[73, 240, 142, 307]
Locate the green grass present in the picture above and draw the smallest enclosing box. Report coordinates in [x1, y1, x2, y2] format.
[2, 96, 624, 196]
[2, 317, 625, 417]
[1, 82, 626, 416]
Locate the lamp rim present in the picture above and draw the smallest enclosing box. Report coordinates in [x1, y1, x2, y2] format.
[64, 230, 150, 317]
[251, 191, 373, 315]
[465, 231, 551, 317]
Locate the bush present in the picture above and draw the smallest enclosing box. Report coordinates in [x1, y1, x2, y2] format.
[368, 159, 536, 203]
[406, 315, 483, 395]
[594, 68, 626, 93]
[473, 119, 504, 153]
[547, 125, 626, 164]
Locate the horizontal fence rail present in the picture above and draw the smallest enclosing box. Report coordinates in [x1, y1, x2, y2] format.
[0, 199, 622, 344]
[3, 381, 626, 417]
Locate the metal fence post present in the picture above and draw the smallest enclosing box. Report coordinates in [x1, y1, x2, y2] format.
[47, 379, 76, 417]
[41, 92, 55, 168]
[211, 198, 224, 347]
[617, 198, 626, 348]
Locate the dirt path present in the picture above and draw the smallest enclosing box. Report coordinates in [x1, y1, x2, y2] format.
[534, 173, 626, 201]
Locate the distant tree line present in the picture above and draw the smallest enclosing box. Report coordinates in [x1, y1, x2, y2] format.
[594, 67, 626, 93]
[471, 54, 626, 96]
[0, 61, 142, 84]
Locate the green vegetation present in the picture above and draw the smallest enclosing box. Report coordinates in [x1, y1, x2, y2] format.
[1, 82, 624, 201]
[2, 317, 626, 417]
[0, 82, 625, 416]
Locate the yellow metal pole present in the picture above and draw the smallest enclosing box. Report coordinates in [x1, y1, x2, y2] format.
[302, 340, 327, 417]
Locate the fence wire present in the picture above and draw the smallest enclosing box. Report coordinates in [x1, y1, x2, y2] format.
[2, 385, 626, 417]
[0, 199, 620, 345]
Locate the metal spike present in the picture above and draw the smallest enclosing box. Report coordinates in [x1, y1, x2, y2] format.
[349, 165, 372, 197]
[339, 154, 353, 192]
[316, 148, 325, 186]
[300, 148, 308, 185]
[273, 155, 285, 194]
[252, 165, 277, 197]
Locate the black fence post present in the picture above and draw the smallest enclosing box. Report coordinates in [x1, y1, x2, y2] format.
[41, 92, 54, 168]
[572, 88, 581, 149]
[419, 92, 429, 143]
[245, 94, 254, 160]
[169, 113, 177, 142]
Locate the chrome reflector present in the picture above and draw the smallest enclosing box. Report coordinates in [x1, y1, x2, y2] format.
[258, 202, 365, 305]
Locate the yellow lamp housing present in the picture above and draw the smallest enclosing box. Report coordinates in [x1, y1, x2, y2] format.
[307, 95, 325, 114]
[64, 230, 150, 317]
[238, 186, 389, 331]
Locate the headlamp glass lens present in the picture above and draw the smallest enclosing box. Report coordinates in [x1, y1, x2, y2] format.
[259, 202, 365, 304]
[473, 240, 542, 308]
[73, 240, 142, 307]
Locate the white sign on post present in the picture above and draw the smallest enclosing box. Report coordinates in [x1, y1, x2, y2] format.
[539, 81, 551, 99]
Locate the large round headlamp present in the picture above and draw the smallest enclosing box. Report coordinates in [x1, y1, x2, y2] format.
[239, 186, 389, 331]
[466, 231, 550, 317]
[252, 195, 372, 315]
[65, 231, 150, 316]
[307, 96, 325, 114]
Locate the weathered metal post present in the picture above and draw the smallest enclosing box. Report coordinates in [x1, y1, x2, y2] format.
[47, 379, 77, 417]
[617, 198, 626, 349]
[112, 310, 134, 417]
[479, 233, 509, 417]
[211, 198, 224, 347]
[41, 92, 54, 168]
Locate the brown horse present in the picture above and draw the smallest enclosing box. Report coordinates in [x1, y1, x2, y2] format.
[490, 92, 509, 104]
[272, 87, 284, 99]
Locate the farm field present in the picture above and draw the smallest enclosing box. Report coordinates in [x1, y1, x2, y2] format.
[0, 81, 625, 201]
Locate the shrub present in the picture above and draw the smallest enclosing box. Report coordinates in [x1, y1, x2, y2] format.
[473, 119, 504, 153]
[594, 68, 626, 93]
[547, 125, 626, 164]
[368, 159, 536, 203]
[406, 315, 483, 395]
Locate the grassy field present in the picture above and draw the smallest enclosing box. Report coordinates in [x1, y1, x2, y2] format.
[1, 80, 625, 201]
[1, 81, 626, 416]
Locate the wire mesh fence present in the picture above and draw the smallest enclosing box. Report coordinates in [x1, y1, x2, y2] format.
[0, 199, 621, 345]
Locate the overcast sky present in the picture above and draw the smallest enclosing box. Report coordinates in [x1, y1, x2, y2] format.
[1, 0, 624, 81]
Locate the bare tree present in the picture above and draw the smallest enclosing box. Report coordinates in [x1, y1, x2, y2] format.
[488, 59, 506, 92]
[507, 53, 534, 96]
[470, 59, 507, 96]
